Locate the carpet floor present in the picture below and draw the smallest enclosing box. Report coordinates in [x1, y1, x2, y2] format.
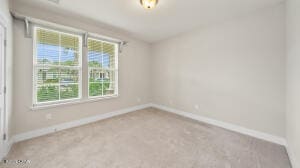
[2, 108, 291, 168]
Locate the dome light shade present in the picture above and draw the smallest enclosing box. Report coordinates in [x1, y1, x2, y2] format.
[140, 0, 159, 9]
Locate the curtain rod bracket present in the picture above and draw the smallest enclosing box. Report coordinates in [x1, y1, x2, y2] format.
[119, 41, 128, 53]
[11, 12, 129, 45]
[24, 18, 31, 38]
[83, 32, 88, 47]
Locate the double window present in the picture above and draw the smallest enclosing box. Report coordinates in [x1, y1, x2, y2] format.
[33, 27, 118, 106]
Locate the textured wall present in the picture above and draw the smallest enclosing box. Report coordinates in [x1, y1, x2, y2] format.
[151, 4, 286, 137]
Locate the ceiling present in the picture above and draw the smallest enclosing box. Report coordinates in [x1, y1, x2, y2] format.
[12, 0, 284, 43]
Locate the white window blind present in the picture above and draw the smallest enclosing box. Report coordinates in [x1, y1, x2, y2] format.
[33, 27, 82, 104]
[88, 38, 118, 97]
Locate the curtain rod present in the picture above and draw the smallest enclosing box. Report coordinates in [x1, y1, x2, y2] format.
[10, 12, 128, 47]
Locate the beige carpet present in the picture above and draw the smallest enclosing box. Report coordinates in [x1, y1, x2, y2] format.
[2, 108, 291, 168]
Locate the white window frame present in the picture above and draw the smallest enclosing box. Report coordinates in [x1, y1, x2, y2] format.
[87, 37, 119, 99]
[31, 26, 119, 109]
[32, 26, 83, 107]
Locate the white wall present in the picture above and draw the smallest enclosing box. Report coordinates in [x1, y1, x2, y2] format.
[151, 4, 286, 137]
[286, 0, 300, 167]
[9, 0, 291, 149]
[11, 4, 151, 135]
[0, 0, 13, 142]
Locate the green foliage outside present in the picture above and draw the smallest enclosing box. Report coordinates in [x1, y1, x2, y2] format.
[37, 85, 79, 102]
[37, 86, 59, 102]
[37, 65, 114, 102]
[60, 84, 79, 100]
[37, 82, 112, 102]
[89, 81, 111, 97]
[36, 59, 114, 102]
[89, 61, 102, 67]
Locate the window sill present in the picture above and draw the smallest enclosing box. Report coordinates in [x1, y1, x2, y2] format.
[31, 95, 119, 111]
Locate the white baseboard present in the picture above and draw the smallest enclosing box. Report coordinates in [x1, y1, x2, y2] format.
[5, 103, 289, 163]
[151, 103, 287, 146]
[13, 103, 152, 143]
[286, 144, 298, 168]
[11, 103, 287, 146]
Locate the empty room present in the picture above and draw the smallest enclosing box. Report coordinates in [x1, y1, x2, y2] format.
[0, 0, 299, 167]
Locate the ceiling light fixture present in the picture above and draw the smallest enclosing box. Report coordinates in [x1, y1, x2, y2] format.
[140, 0, 158, 9]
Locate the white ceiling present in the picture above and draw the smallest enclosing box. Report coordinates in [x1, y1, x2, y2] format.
[12, 0, 284, 43]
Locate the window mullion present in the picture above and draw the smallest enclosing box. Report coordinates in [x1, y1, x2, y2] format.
[33, 65, 37, 104]
[58, 33, 61, 101]
[115, 43, 119, 96]
[101, 42, 104, 96]
[82, 37, 89, 100]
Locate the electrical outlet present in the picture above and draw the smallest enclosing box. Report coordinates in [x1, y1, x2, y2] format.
[137, 97, 141, 103]
[194, 105, 200, 110]
[169, 100, 173, 105]
[46, 113, 52, 120]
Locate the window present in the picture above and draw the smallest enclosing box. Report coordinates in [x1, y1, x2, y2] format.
[33, 27, 82, 104]
[88, 38, 118, 97]
[33, 26, 118, 107]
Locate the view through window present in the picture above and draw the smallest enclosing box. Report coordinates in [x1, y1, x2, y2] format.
[33, 27, 118, 105]
[34, 27, 82, 104]
[88, 38, 117, 97]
